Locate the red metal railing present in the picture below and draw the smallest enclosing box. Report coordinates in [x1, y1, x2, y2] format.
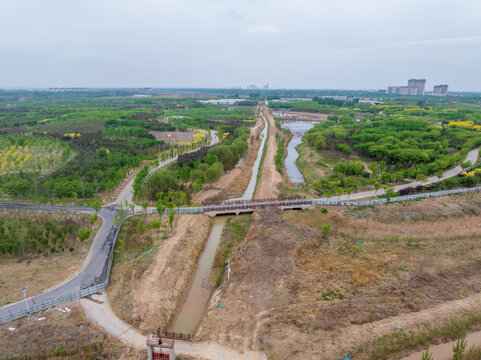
[153, 353, 170, 360]
[162, 331, 191, 341]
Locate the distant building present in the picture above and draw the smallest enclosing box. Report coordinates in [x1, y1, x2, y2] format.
[399, 86, 410, 95]
[387, 86, 400, 94]
[48, 87, 88, 92]
[407, 79, 426, 95]
[387, 79, 426, 95]
[433, 84, 449, 96]
[321, 95, 347, 101]
[378, 89, 386, 94]
[246, 84, 257, 90]
[262, 83, 269, 90]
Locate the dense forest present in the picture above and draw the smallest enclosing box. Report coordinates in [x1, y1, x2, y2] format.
[301, 104, 481, 196]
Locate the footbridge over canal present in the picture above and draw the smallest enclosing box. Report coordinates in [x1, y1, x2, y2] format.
[202, 198, 313, 217]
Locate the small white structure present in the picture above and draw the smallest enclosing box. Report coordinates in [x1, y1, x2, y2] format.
[146, 334, 175, 360]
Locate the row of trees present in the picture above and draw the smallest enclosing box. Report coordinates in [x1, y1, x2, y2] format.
[139, 127, 250, 202]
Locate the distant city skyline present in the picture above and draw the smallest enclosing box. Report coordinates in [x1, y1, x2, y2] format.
[1, 0, 481, 91]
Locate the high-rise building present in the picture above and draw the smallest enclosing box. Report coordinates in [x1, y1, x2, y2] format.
[387, 79, 426, 95]
[407, 79, 426, 95]
[433, 85, 449, 96]
[387, 86, 400, 94]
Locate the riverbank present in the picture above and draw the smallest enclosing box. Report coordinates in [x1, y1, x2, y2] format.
[195, 191, 481, 359]
[107, 214, 213, 334]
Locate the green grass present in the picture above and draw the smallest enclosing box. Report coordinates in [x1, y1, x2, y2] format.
[213, 216, 253, 287]
[357, 309, 481, 359]
[254, 123, 269, 194]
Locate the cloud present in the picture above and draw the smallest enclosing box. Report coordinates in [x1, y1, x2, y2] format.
[246, 23, 280, 35]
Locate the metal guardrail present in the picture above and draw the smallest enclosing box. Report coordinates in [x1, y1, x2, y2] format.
[0, 282, 106, 325]
[3, 186, 480, 325]
[311, 186, 481, 207]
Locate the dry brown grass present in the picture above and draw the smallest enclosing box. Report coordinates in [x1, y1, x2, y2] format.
[108, 213, 212, 334]
[196, 192, 481, 360]
[0, 304, 142, 359]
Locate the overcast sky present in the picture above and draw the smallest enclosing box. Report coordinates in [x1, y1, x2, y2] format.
[1, 0, 480, 91]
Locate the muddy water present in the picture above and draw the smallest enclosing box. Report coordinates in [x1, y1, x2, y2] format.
[171, 216, 228, 334]
[171, 113, 268, 334]
[279, 121, 317, 186]
[401, 331, 481, 359]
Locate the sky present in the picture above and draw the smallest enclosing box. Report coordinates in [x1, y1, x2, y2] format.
[1, 0, 481, 91]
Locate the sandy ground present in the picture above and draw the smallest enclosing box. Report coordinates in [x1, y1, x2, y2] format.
[0, 212, 99, 306]
[195, 192, 481, 360]
[194, 111, 264, 204]
[108, 214, 213, 334]
[0, 303, 142, 359]
[254, 106, 283, 199]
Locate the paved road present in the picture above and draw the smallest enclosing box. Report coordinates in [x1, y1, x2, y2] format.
[0, 203, 118, 320]
[319, 147, 479, 202]
[0, 143, 477, 321]
[0, 131, 219, 323]
[81, 292, 267, 359]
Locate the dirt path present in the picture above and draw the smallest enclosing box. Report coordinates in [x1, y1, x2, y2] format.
[81, 292, 267, 360]
[254, 106, 282, 199]
[194, 111, 265, 204]
[107, 214, 212, 334]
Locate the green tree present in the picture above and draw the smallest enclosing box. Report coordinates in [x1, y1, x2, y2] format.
[151, 220, 161, 238]
[76, 228, 91, 249]
[141, 201, 149, 219]
[90, 198, 102, 213]
[168, 208, 175, 229]
[136, 219, 146, 239]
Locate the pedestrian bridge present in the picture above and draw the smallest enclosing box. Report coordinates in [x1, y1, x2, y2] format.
[202, 198, 313, 217]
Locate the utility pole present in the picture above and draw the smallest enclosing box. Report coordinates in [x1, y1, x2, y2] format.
[22, 287, 30, 316]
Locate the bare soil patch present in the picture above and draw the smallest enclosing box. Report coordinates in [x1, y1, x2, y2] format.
[255, 107, 283, 199]
[195, 192, 481, 359]
[149, 130, 195, 143]
[0, 304, 142, 359]
[108, 214, 212, 334]
[0, 211, 100, 306]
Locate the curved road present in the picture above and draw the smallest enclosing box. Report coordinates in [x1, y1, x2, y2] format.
[0, 131, 219, 323]
[0, 128, 479, 358]
[0, 135, 478, 322]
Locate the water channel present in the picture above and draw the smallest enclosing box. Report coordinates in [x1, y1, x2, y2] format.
[279, 121, 318, 186]
[171, 113, 269, 334]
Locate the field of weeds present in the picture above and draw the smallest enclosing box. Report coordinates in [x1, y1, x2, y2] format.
[195, 192, 481, 360]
